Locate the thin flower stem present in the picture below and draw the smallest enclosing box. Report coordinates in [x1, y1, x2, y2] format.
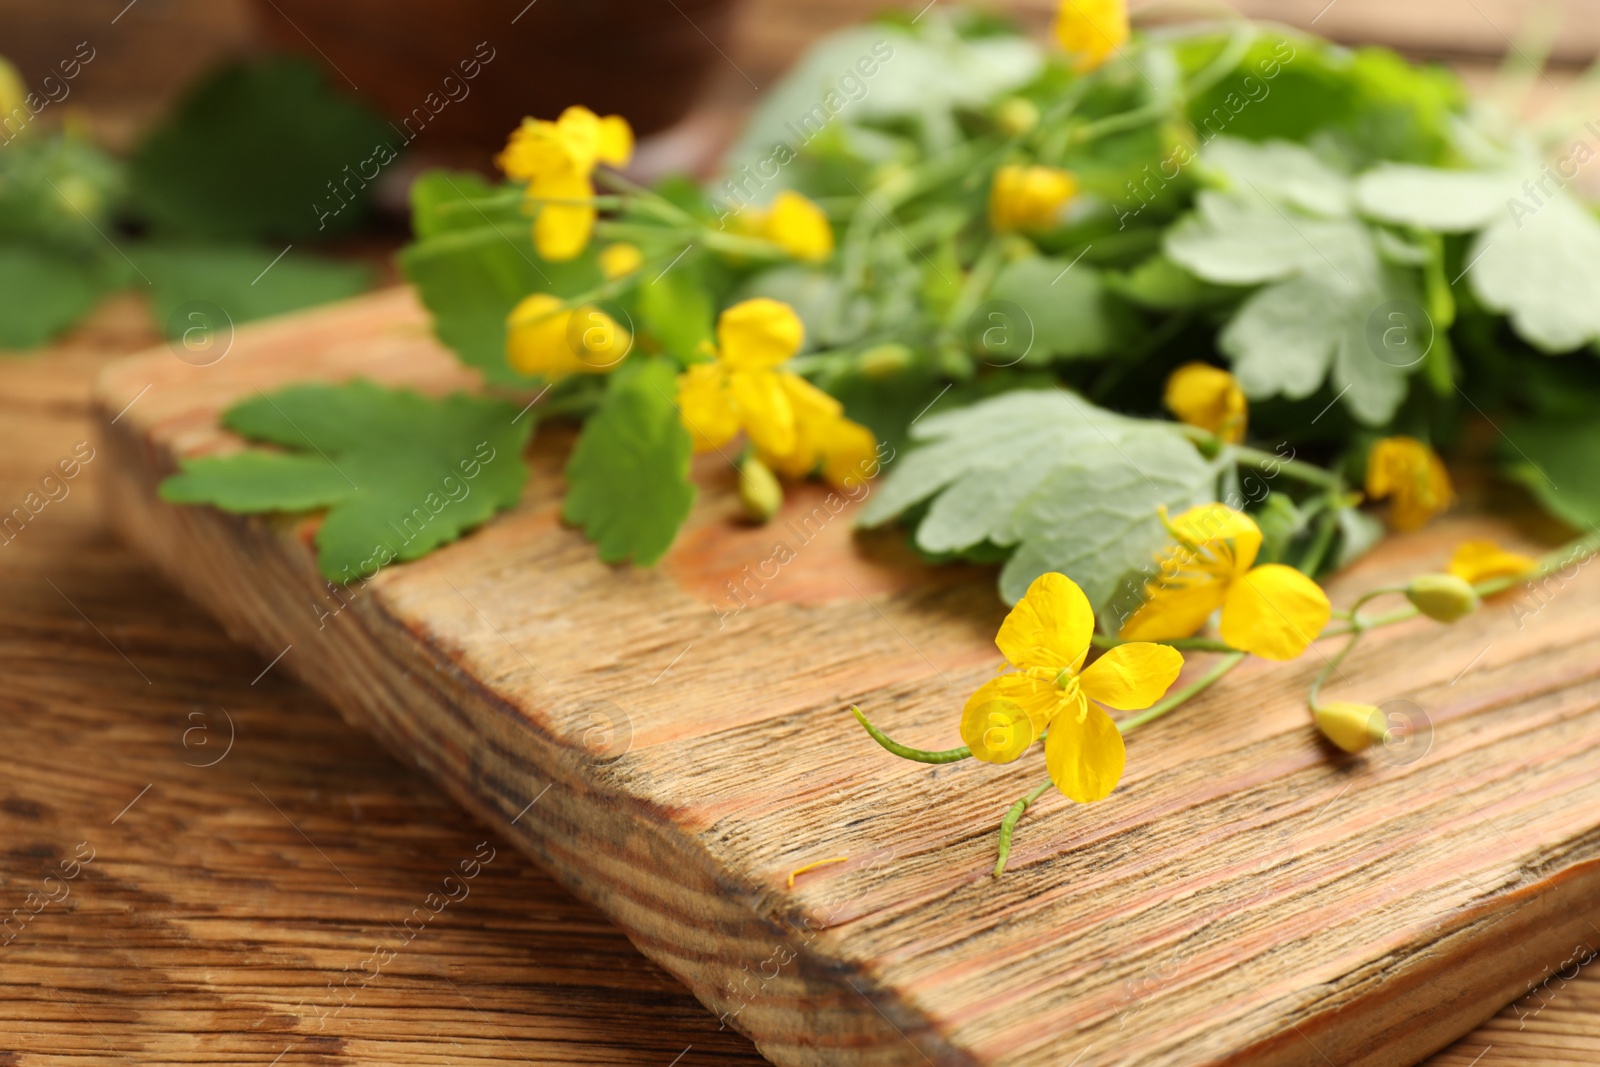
[994, 779, 1052, 876]
[850, 706, 971, 764]
[1296, 506, 1340, 575]
[593, 169, 695, 224]
[1309, 630, 1363, 712]
[1116, 651, 1247, 732]
[1091, 633, 1237, 653]
[1227, 444, 1342, 490]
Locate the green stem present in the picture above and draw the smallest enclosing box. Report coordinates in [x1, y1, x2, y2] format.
[1117, 651, 1246, 732]
[1296, 506, 1340, 575]
[1309, 630, 1363, 712]
[1091, 633, 1237, 653]
[1227, 444, 1341, 490]
[944, 236, 1008, 331]
[850, 706, 971, 764]
[994, 779, 1052, 876]
[593, 169, 695, 224]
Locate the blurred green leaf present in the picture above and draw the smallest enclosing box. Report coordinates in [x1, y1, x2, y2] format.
[142, 244, 371, 338]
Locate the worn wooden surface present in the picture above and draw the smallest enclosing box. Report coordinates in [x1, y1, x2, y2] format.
[78, 287, 1600, 1065]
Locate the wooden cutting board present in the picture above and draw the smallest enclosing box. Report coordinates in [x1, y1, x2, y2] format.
[94, 287, 1600, 1067]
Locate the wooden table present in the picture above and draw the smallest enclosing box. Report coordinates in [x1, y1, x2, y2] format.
[0, 294, 1596, 1066]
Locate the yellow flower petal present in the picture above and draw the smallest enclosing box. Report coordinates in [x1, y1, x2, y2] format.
[764, 190, 834, 263]
[1054, 0, 1129, 73]
[818, 417, 880, 491]
[1119, 577, 1227, 642]
[552, 105, 634, 171]
[599, 242, 643, 279]
[1167, 503, 1263, 575]
[729, 369, 796, 458]
[761, 373, 838, 479]
[1079, 642, 1183, 711]
[1447, 539, 1536, 584]
[596, 114, 634, 167]
[965, 672, 1064, 736]
[1045, 697, 1126, 803]
[1366, 436, 1453, 532]
[1219, 563, 1331, 661]
[531, 174, 597, 262]
[676, 362, 740, 451]
[997, 572, 1096, 673]
[988, 164, 1077, 233]
[961, 696, 1039, 764]
[716, 298, 804, 370]
[497, 118, 569, 181]
[1164, 362, 1246, 443]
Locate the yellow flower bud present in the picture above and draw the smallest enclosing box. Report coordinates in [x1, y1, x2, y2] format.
[506, 293, 631, 379]
[1164, 362, 1246, 443]
[857, 343, 914, 379]
[1314, 702, 1388, 754]
[738, 454, 783, 523]
[995, 96, 1040, 136]
[988, 164, 1077, 234]
[598, 242, 643, 280]
[1405, 573, 1480, 623]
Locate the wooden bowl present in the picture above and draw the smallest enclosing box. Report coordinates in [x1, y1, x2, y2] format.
[251, 0, 738, 154]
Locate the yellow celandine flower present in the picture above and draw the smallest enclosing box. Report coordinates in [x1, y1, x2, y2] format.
[676, 299, 877, 490]
[989, 164, 1077, 234]
[1121, 504, 1332, 661]
[506, 293, 631, 379]
[1447, 539, 1535, 584]
[497, 106, 634, 262]
[598, 242, 643, 279]
[1054, 0, 1130, 73]
[761, 190, 835, 262]
[1164, 362, 1246, 444]
[1366, 436, 1453, 532]
[961, 573, 1182, 803]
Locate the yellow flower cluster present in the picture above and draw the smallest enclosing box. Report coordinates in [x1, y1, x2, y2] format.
[498, 106, 634, 261]
[1122, 504, 1331, 661]
[506, 293, 631, 378]
[1366, 436, 1453, 532]
[1164, 363, 1246, 443]
[677, 299, 877, 489]
[963, 573, 1182, 802]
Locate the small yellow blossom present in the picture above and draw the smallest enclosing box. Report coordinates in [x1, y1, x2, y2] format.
[764, 190, 834, 262]
[1121, 504, 1332, 661]
[1054, 0, 1130, 73]
[1164, 363, 1246, 443]
[598, 242, 643, 279]
[1447, 539, 1535, 584]
[1314, 702, 1388, 754]
[989, 164, 1077, 234]
[961, 572, 1183, 803]
[506, 293, 631, 379]
[675, 299, 877, 490]
[497, 106, 634, 261]
[1366, 436, 1453, 532]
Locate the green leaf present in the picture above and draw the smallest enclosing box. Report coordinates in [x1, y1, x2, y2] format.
[399, 222, 602, 385]
[562, 360, 695, 566]
[1109, 253, 1237, 311]
[1500, 416, 1600, 528]
[142, 244, 372, 338]
[987, 256, 1121, 361]
[159, 381, 532, 581]
[409, 170, 525, 240]
[858, 389, 1214, 609]
[637, 257, 714, 360]
[131, 56, 396, 241]
[1467, 191, 1600, 353]
[1353, 163, 1512, 231]
[0, 244, 114, 349]
[1201, 138, 1351, 217]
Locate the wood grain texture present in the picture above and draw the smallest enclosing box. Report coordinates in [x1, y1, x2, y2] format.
[0, 295, 763, 1066]
[89, 287, 1600, 1066]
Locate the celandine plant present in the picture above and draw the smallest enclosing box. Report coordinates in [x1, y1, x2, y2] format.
[161, 0, 1600, 869]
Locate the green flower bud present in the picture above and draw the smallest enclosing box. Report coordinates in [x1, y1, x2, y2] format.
[1314, 702, 1388, 754]
[857, 343, 914, 379]
[738, 455, 782, 524]
[995, 96, 1040, 136]
[1405, 573, 1480, 623]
